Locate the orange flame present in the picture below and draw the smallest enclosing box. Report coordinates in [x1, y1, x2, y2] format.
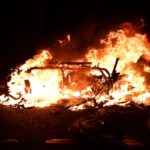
[1, 23, 150, 109]
[85, 23, 150, 107]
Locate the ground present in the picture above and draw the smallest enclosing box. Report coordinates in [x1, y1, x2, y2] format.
[0, 103, 150, 149]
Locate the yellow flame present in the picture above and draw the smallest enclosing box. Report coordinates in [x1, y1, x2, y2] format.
[1, 23, 150, 109]
[86, 24, 150, 106]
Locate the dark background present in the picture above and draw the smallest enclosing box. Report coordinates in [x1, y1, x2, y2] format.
[0, 0, 150, 78]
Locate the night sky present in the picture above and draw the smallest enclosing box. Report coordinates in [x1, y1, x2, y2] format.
[0, 0, 150, 78]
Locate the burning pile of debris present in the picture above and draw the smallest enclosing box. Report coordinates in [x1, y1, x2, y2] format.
[0, 22, 150, 110]
[1, 57, 119, 109]
[0, 22, 150, 148]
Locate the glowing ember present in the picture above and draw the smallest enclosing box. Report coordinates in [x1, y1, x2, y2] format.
[1, 22, 150, 109]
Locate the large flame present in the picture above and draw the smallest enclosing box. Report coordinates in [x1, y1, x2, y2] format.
[1, 23, 150, 109]
[0, 50, 63, 107]
[85, 23, 150, 107]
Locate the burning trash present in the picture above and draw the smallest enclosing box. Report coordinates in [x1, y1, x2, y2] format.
[1, 22, 150, 109]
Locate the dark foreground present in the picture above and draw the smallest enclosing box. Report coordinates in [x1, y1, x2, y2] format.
[0, 104, 150, 149]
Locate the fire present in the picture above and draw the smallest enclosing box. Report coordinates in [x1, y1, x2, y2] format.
[58, 34, 70, 46]
[0, 50, 63, 107]
[85, 23, 150, 107]
[1, 22, 150, 109]
[86, 28, 149, 73]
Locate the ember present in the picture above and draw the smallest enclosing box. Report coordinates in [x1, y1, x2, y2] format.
[1, 23, 150, 109]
